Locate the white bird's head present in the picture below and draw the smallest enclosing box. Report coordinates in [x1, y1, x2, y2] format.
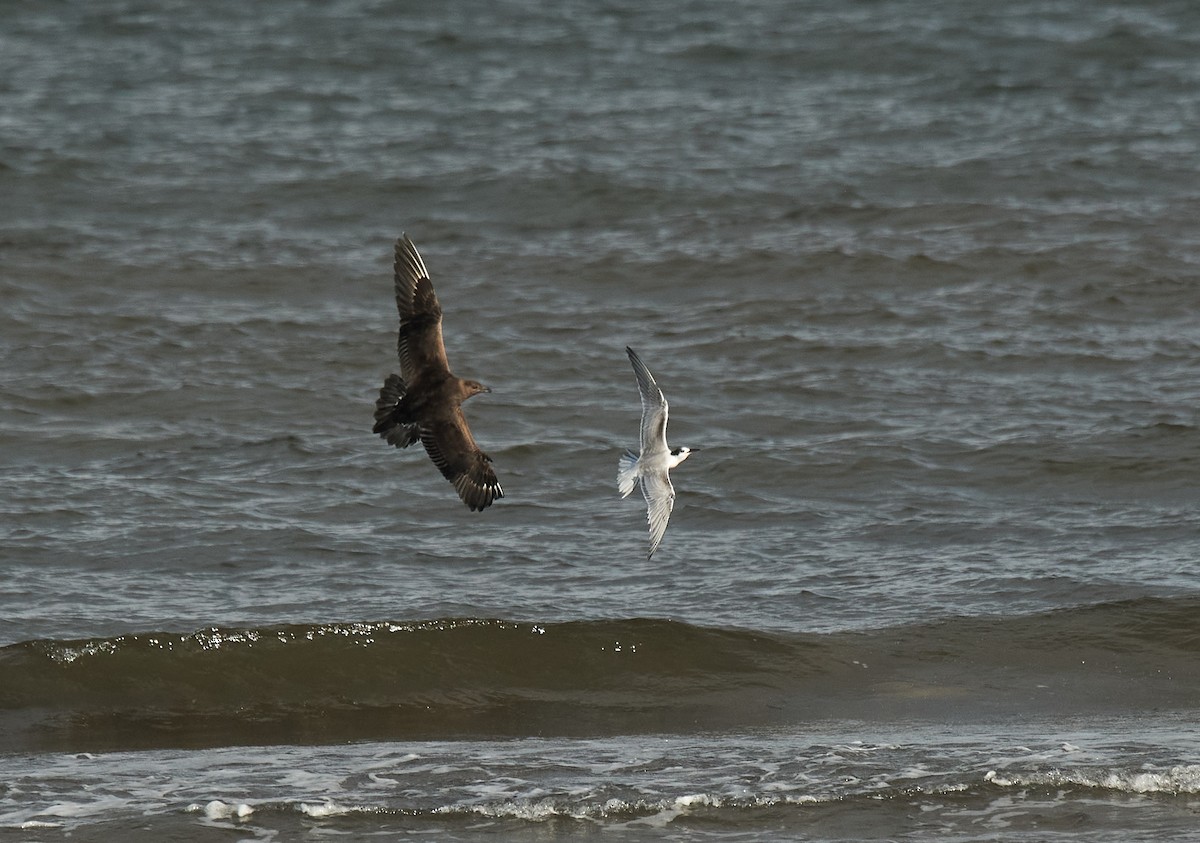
[668, 446, 697, 468]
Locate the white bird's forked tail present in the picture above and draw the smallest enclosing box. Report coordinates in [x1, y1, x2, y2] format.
[617, 450, 639, 498]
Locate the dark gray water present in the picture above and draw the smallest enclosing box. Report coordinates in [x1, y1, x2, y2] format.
[2, 0, 1200, 839]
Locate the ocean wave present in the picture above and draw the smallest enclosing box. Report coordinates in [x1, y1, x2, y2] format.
[179, 765, 1200, 832]
[181, 791, 837, 827]
[986, 764, 1200, 796]
[7, 728, 1199, 837]
[2, 596, 1198, 752]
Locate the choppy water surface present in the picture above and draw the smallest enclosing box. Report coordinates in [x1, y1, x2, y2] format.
[2, 0, 1199, 839]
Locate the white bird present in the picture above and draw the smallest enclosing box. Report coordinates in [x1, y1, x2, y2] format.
[618, 346, 697, 558]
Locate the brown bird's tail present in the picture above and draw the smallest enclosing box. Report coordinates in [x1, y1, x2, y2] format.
[373, 374, 420, 448]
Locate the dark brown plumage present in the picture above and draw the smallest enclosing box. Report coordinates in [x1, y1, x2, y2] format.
[372, 234, 503, 511]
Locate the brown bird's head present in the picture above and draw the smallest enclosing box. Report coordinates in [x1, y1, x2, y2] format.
[459, 379, 491, 401]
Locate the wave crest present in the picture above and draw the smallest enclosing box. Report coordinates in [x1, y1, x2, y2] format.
[3, 597, 1198, 752]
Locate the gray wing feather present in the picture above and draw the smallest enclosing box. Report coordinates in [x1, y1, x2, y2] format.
[640, 469, 675, 558]
[626, 347, 669, 457]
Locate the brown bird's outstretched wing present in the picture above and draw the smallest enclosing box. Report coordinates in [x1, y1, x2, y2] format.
[420, 410, 504, 511]
[394, 234, 451, 383]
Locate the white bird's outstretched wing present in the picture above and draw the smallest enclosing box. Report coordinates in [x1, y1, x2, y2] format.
[640, 468, 675, 558]
[626, 346, 669, 458]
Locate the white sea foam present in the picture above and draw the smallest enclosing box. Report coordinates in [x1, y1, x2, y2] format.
[986, 764, 1200, 794]
[439, 798, 582, 822]
[192, 800, 254, 819]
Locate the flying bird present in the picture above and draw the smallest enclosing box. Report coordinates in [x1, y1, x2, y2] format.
[618, 346, 697, 557]
[373, 234, 503, 511]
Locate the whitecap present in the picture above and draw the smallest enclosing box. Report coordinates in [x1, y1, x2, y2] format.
[986, 764, 1200, 794]
[198, 800, 254, 819]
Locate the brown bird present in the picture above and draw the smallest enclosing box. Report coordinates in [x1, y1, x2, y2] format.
[372, 234, 503, 511]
